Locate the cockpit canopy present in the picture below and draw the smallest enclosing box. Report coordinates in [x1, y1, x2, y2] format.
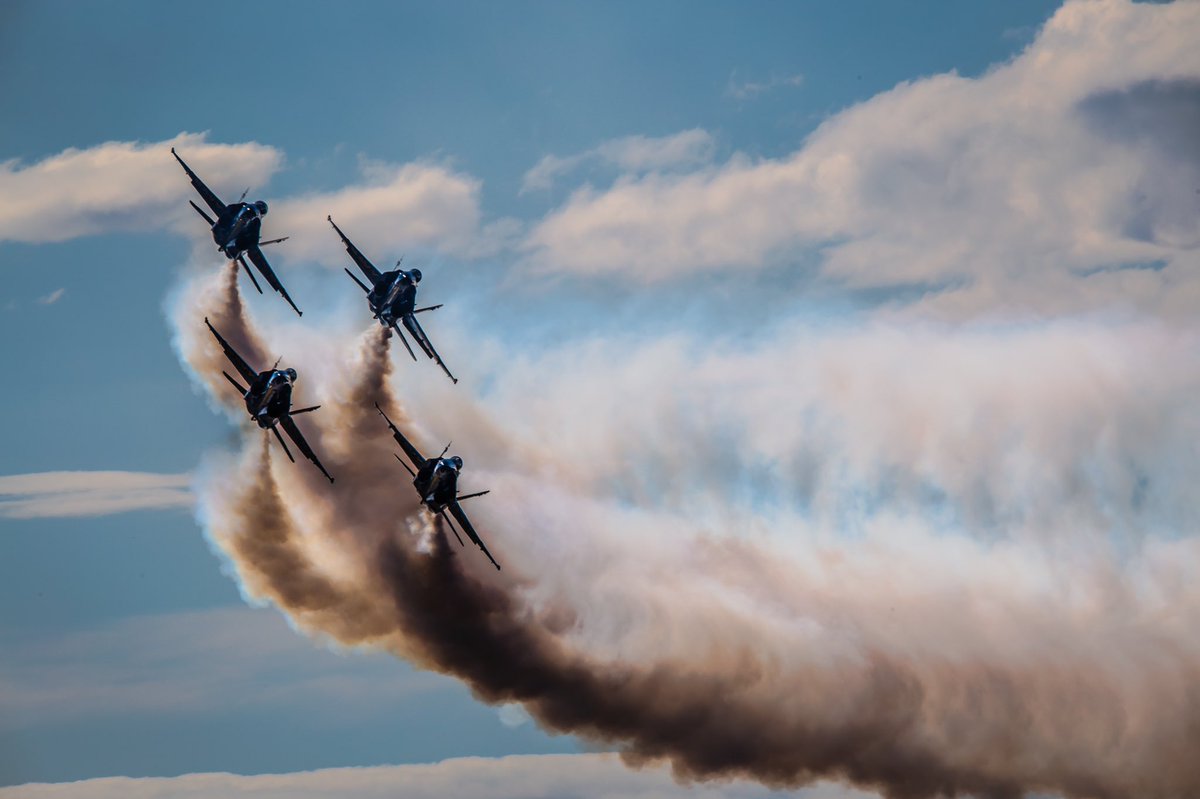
[284, 367, 297, 382]
[410, 268, 422, 283]
[449, 455, 463, 470]
[254, 200, 269, 216]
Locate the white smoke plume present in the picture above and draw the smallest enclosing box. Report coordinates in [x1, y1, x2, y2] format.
[164, 254, 1200, 799]
[162, 3, 1200, 795]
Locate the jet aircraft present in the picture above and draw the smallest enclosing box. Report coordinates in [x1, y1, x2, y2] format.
[375, 403, 498, 569]
[329, 216, 457, 383]
[173, 148, 303, 316]
[206, 318, 334, 483]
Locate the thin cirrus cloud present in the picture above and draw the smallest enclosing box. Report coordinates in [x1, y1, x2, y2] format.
[0, 753, 880, 799]
[520, 129, 716, 194]
[520, 0, 1200, 318]
[0, 605, 439, 732]
[0, 132, 281, 245]
[0, 470, 193, 519]
[724, 71, 805, 101]
[37, 288, 65, 305]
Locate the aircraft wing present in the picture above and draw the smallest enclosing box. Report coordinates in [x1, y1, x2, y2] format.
[375, 403, 426, 470]
[171, 148, 226, 217]
[245, 246, 303, 317]
[327, 216, 383, 285]
[280, 415, 334, 483]
[205, 317, 259, 385]
[401, 315, 457, 383]
[447, 501, 500, 570]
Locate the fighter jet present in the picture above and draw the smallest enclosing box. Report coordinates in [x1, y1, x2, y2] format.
[172, 148, 303, 317]
[205, 318, 334, 483]
[375, 403, 498, 569]
[328, 216, 457, 383]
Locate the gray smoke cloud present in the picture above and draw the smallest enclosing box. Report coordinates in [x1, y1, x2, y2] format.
[167, 261, 1200, 799]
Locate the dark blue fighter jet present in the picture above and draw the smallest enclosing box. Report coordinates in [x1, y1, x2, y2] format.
[376, 403, 497, 569]
[328, 216, 457, 383]
[173, 148, 303, 316]
[206, 318, 333, 483]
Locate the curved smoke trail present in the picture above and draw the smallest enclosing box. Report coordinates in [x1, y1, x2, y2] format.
[171, 266, 1200, 799]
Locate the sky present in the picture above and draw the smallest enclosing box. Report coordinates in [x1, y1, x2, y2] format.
[3, 1, 1199, 797]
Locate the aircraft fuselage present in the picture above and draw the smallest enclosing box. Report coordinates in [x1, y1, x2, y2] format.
[368, 269, 418, 324]
[212, 202, 263, 259]
[414, 458, 460, 511]
[243, 369, 294, 428]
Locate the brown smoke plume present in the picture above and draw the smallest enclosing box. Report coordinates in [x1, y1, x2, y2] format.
[175, 281, 1200, 799]
[170, 262, 272, 412]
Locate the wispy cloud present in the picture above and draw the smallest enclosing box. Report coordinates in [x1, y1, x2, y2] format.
[0, 606, 438, 731]
[37, 288, 65, 305]
[0, 132, 280, 245]
[0, 470, 193, 518]
[520, 129, 715, 194]
[725, 71, 805, 100]
[0, 135, 512, 267]
[0, 753, 878, 799]
[273, 158, 515, 265]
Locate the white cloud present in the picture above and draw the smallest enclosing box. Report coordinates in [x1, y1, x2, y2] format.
[37, 288, 65, 305]
[0, 753, 877, 799]
[272, 158, 508, 265]
[0, 136, 506, 265]
[725, 72, 805, 100]
[0, 470, 193, 518]
[521, 129, 715, 193]
[0, 133, 281, 245]
[522, 0, 1200, 317]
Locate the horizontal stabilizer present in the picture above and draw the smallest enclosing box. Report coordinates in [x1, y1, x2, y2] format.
[394, 452, 416, 478]
[222, 371, 248, 395]
[390, 322, 417, 361]
[189, 200, 216, 227]
[344, 268, 371, 294]
[238, 256, 264, 294]
[271, 426, 295, 462]
[457, 490, 490, 502]
[440, 511, 466, 547]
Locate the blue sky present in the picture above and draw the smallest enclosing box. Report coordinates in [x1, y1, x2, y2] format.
[5, 2, 1200, 796]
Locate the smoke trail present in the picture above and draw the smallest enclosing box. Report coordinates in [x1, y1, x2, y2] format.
[169, 261, 272, 411]
[171, 270, 1200, 799]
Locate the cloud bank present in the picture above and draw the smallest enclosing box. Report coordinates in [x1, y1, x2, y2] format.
[1, 753, 876, 799]
[0, 137, 505, 268]
[272, 159, 510, 266]
[521, 0, 1200, 320]
[0, 133, 280, 245]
